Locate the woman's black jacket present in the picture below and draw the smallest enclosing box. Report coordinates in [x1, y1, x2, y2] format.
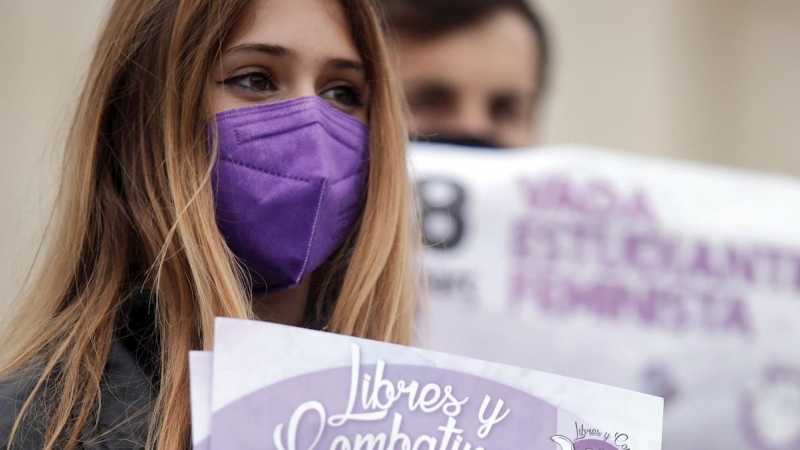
[0, 294, 160, 449]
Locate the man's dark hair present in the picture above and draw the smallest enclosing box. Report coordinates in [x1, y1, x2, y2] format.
[378, 0, 550, 90]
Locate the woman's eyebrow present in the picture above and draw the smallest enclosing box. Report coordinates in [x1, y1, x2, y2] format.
[225, 43, 294, 57]
[222, 45, 363, 75]
[325, 58, 365, 74]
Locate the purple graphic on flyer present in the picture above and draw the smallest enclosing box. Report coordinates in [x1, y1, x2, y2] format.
[550, 422, 635, 450]
[552, 437, 621, 450]
[207, 344, 561, 449]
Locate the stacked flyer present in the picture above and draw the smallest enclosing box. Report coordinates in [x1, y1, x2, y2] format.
[189, 318, 663, 450]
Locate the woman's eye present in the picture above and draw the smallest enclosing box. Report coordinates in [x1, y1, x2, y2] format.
[320, 85, 364, 110]
[224, 72, 275, 92]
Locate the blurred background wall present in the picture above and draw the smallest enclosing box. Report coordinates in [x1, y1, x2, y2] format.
[1, 0, 799, 311]
[0, 1, 109, 316]
[535, 0, 800, 173]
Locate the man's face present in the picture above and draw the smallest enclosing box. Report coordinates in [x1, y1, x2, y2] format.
[394, 9, 542, 148]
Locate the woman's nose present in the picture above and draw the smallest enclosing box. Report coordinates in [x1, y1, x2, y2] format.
[287, 77, 320, 101]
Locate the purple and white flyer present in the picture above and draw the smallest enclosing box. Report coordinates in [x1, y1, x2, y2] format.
[195, 317, 663, 450]
[190, 351, 213, 450]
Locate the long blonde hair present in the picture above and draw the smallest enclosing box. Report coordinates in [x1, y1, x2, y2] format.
[0, 0, 418, 448]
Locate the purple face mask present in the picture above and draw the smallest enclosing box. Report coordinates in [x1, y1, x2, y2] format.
[212, 97, 369, 292]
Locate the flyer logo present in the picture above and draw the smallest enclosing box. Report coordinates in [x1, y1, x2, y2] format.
[551, 423, 632, 450]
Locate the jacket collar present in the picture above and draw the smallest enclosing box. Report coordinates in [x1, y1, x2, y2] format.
[117, 290, 161, 387]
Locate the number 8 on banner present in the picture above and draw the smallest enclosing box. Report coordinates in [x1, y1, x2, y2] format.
[417, 177, 466, 251]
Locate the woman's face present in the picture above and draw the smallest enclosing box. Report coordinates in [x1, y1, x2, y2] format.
[211, 0, 369, 123]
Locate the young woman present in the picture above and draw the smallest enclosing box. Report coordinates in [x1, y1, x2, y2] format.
[0, 0, 419, 448]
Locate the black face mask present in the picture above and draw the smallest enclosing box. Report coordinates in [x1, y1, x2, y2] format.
[413, 134, 503, 150]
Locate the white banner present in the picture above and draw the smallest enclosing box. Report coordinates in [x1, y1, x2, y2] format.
[411, 143, 800, 450]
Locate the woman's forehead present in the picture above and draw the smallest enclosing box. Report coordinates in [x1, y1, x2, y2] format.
[226, 0, 361, 63]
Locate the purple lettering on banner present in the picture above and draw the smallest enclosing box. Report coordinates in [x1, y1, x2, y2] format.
[637, 289, 687, 332]
[688, 242, 720, 279]
[583, 180, 616, 216]
[599, 233, 624, 269]
[510, 270, 757, 335]
[531, 272, 572, 315]
[624, 232, 662, 272]
[699, 293, 718, 331]
[513, 220, 559, 262]
[762, 246, 785, 288]
[726, 247, 756, 284]
[518, 175, 658, 223]
[699, 292, 753, 334]
[555, 177, 578, 211]
[629, 190, 657, 223]
[510, 173, 800, 336]
[724, 298, 751, 334]
[570, 222, 596, 264]
[573, 281, 628, 320]
[512, 220, 531, 259]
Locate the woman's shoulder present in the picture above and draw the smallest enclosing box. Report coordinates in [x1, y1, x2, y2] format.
[0, 338, 157, 449]
[0, 291, 159, 448]
[0, 367, 47, 448]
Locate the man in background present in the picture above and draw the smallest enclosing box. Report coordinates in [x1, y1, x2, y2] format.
[380, 0, 549, 148]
